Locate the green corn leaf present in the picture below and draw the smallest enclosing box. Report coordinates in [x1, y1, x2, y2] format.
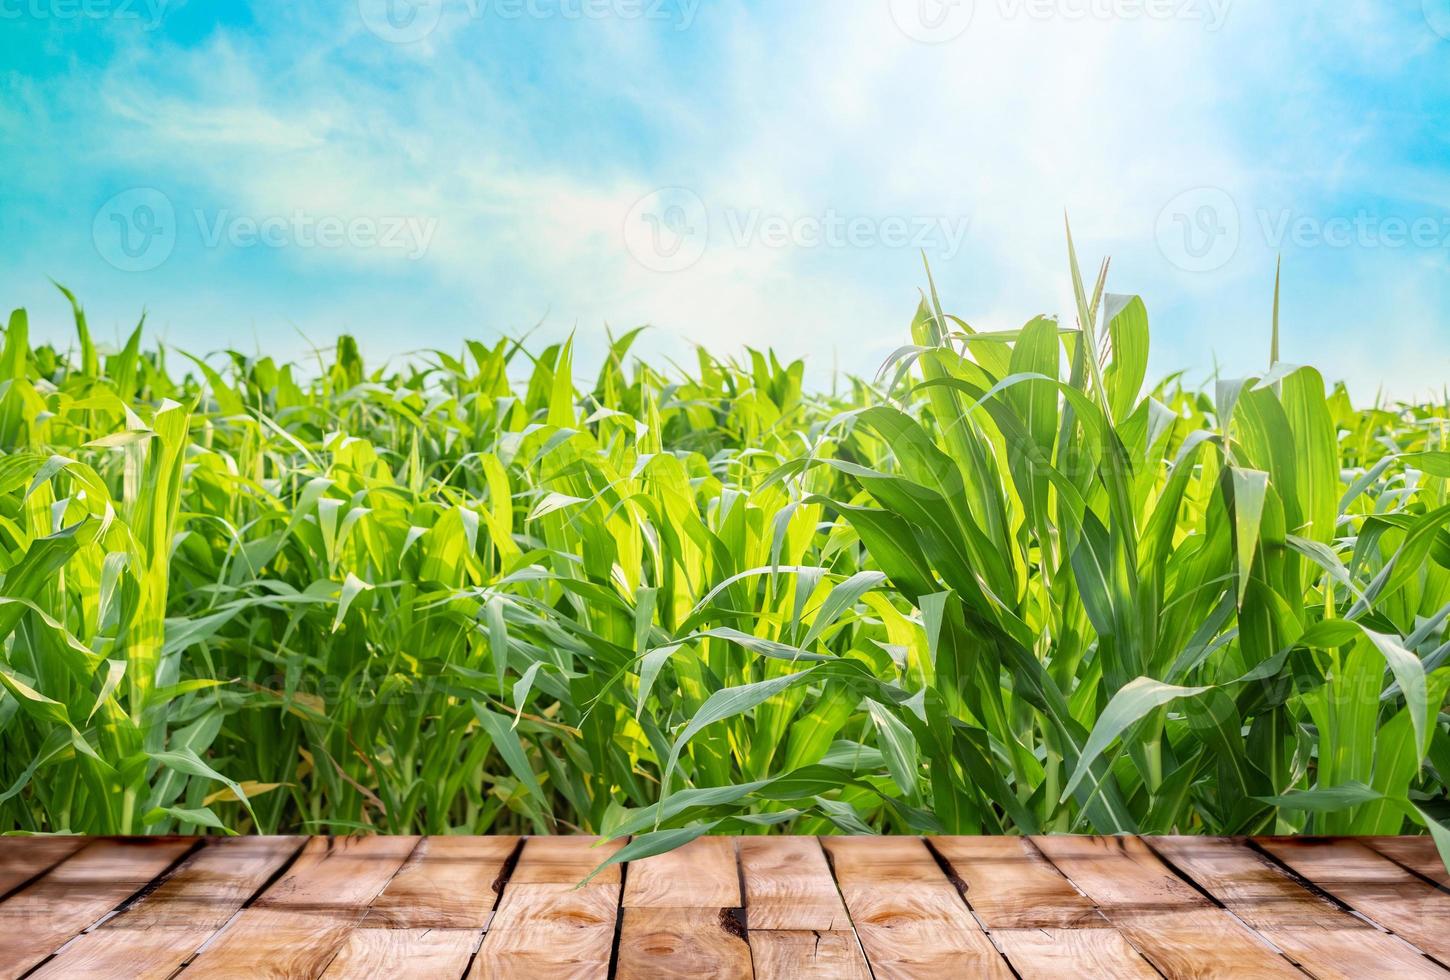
[1063, 677, 1211, 802]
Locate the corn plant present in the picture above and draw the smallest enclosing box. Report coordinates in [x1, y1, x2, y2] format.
[1, 235, 1447, 870]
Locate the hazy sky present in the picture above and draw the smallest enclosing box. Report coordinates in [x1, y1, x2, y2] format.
[3, 0, 1448, 397]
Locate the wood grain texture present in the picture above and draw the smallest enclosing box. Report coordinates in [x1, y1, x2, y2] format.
[748, 929, 871, 980]
[1034, 835, 1303, 979]
[992, 928, 1161, 978]
[4, 834, 1447, 977]
[183, 907, 362, 979]
[738, 836, 849, 931]
[934, 836, 1159, 977]
[250, 834, 421, 910]
[0, 836, 86, 898]
[738, 837, 870, 978]
[0, 836, 194, 979]
[322, 926, 481, 977]
[182, 835, 419, 979]
[505, 835, 624, 884]
[468, 837, 627, 979]
[931, 835, 1104, 928]
[1150, 836, 1352, 927]
[1151, 836, 1446, 979]
[100, 836, 302, 929]
[470, 882, 620, 980]
[615, 907, 752, 979]
[362, 835, 518, 928]
[29, 836, 303, 980]
[1258, 837, 1450, 963]
[26, 926, 220, 980]
[624, 836, 740, 908]
[1365, 836, 1450, 889]
[822, 836, 1012, 980]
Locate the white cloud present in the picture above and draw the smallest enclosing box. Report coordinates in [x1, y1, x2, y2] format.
[16, 0, 1445, 396]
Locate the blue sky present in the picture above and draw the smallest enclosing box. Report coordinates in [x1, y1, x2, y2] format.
[2, 0, 1448, 397]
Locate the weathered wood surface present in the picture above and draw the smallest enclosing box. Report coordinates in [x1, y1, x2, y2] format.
[739, 837, 870, 978]
[469, 835, 623, 979]
[0, 835, 1445, 978]
[1033, 834, 1307, 978]
[933, 835, 1159, 977]
[1257, 836, 1450, 964]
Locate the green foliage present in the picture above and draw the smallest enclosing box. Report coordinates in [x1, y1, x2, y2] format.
[1, 242, 1448, 850]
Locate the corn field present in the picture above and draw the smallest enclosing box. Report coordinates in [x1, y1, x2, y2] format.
[2, 243, 1448, 866]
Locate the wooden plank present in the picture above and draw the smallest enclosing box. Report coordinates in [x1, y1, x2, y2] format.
[98, 835, 302, 929]
[249, 834, 420, 910]
[1034, 835, 1303, 979]
[1258, 837, 1450, 962]
[0, 836, 194, 978]
[182, 835, 418, 978]
[822, 836, 1012, 979]
[738, 837, 868, 978]
[1153, 836, 1445, 979]
[470, 884, 619, 979]
[1152, 836, 1361, 927]
[618, 837, 751, 977]
[615, 907, 752, 979]
[322, 927, 481, 978]
[0, 836, 86, 898]
[6, 834, 1444, 977]
[1366, 836, 1450, 889]
[993, 928, 1161, 978]
[186, 907, 362, 978]
[469, 836, 625, 979]
[748, 930, 871, 980]
[362, 835, 518, 928]
[320, 837, 518, 978]
[930, 835, 1103, 928]
[505, 834, 622, 884]
[29, 927, 223, 980]
[931, 837, 1159, 977]
[624, 835, 740, 908]
[29, 836, 304, 980]
[738, 836, 850, 931]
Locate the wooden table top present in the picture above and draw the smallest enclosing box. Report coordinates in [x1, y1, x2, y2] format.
[1, 835, 1446, 978]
